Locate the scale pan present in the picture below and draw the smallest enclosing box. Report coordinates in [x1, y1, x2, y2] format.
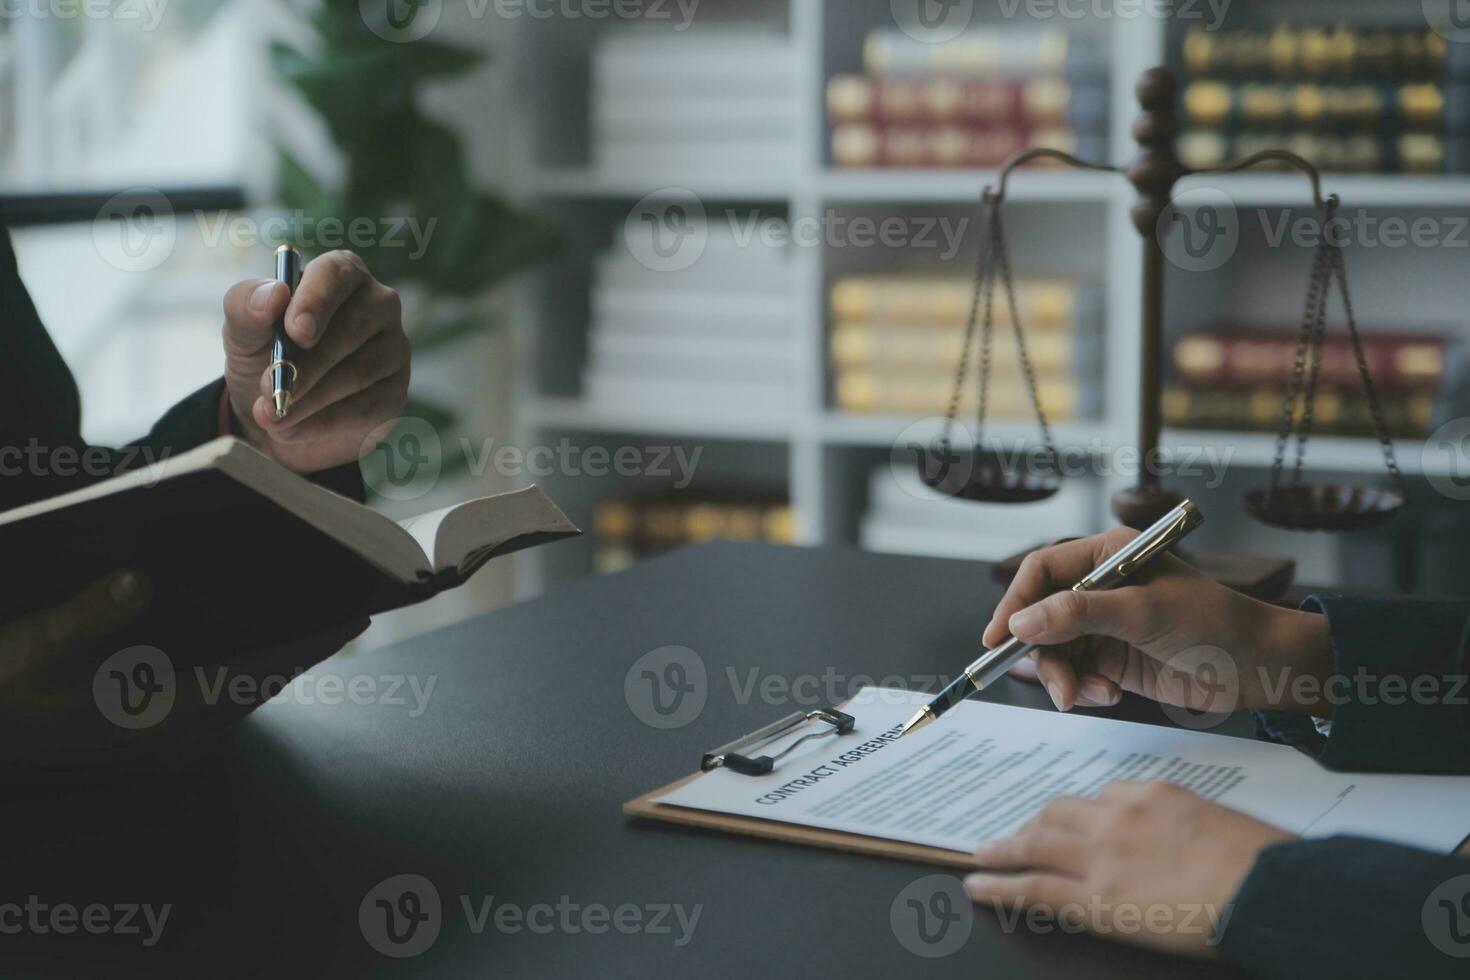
[917, 450, 1060, 504]
[1243, 483, 1405, 532]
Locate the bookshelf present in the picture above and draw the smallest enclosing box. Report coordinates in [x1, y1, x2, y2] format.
[505, 0, 1470, 597]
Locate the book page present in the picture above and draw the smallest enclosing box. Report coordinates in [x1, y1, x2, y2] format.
[659, 689, 1470, 855]
[397, 486, 579, 574]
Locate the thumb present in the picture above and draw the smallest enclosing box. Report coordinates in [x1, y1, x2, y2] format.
[1007, 588, 1150, 648]
[222, 279, 289, 358]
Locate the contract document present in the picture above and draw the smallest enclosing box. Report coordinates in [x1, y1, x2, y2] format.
[657, 689, 1470, 855]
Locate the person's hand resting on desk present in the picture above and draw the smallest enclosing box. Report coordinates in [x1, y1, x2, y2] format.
[964, 528, 1470, 977]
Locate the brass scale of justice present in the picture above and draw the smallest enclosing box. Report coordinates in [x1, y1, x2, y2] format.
[915, 67, 1410, 598]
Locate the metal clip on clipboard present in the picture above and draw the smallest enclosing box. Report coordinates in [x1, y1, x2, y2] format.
[701, 707, 856, 776]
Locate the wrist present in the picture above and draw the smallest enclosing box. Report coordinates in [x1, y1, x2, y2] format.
[1252, 608, 1334, 715]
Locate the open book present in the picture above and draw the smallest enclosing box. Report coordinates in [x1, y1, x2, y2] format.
[0, 438, 579, 656]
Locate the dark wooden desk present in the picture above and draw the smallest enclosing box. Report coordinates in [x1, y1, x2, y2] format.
[5, 542, 1253, 977]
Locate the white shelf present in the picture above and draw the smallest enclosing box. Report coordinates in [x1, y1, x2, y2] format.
[1173, 173, 1470, 209]
[1165, 429, 1448, 477]
[818, 169, 1121, 204]
[524, 396, 797, 442]
[525, 167, 793, 201]
[820, 412, 1111, 449]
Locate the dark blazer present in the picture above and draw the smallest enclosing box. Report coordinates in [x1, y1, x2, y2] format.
[0, 226, 360, 512]
[1221, 596, 1470, 979]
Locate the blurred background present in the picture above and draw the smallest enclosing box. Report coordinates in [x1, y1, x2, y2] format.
[4, 0, 1470, 650]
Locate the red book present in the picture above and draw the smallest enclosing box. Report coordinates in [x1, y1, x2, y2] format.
[1173, 330, 1449, 391]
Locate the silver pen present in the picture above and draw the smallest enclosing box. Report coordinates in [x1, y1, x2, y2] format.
[898, 499, 1204, 737]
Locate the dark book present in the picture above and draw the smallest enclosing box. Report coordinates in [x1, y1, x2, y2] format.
[1, 437, 579, 662]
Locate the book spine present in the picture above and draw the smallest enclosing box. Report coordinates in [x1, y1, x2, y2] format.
[832, 122, 1103, 169]
[830, 277, 1077, 327]
[1181, 80, 1445, 131]
[1162, 383, 1434, 439]
[862, 26, 1106, 80]
[1181, 25, 1446, 81]
[833, 371, 1081, 419]
[830, 321, 1078, 374]
[827, 74, 1108, 129]
[1173, 332, 1447, 391]
[594, 496, 795, 572]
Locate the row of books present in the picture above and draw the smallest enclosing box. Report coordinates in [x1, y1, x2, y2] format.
[1181, 25, 1463, 80]
[593, 494, 795, 575]
[583, 222, 795, 415]
[832, 26, 1105, 170]
[1176, 25, 1470, 174]
[1177, 130, 1460, 175]
[1164, 328, 1459, 439]
[1182, 81, 1461, 132]
[590, 28, 796, 174]
[828, 275, 1101, 419]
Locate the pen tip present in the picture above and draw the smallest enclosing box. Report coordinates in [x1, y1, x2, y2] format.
[274, 390, 291, 419]
[898, 707, 934, 738]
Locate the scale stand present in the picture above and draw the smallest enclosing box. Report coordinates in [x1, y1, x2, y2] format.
[938, 67, 1406, 600]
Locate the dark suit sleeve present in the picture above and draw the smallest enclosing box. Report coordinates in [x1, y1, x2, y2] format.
[1220, 597, 1470, 978]
[1220, 837, 1470, 979]
[1295, 596, 1470, 774]
[120, 378, 365, 502]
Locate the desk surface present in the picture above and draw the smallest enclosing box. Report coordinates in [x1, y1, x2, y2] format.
[8, 542, 1249, 978]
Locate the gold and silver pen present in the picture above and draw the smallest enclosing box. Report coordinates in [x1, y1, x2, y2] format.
[898, 500, 1205, 737]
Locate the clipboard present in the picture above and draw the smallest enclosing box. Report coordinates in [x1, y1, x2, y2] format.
[623, 697, 975, 870]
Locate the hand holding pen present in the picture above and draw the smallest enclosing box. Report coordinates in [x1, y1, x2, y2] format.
[219, 248, 412, 474]
[968, 513, 1338, 719]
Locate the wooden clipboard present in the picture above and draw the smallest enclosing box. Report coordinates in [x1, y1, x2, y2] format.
[623, 698, 975, 870]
